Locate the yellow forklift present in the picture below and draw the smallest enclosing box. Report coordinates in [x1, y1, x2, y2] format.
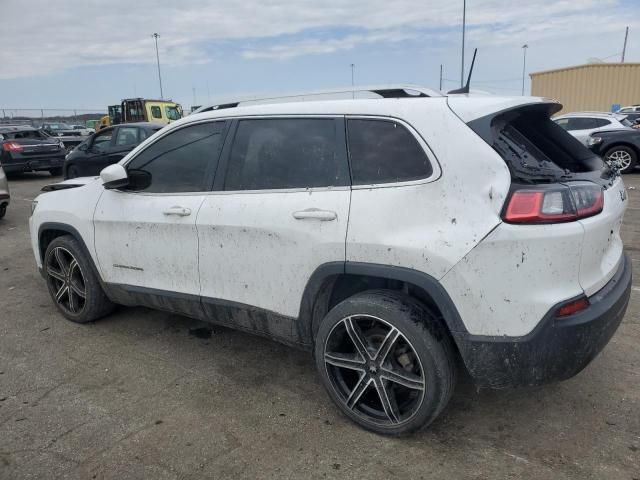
[97, 98, 182, 130]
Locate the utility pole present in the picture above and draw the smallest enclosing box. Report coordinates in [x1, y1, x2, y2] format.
[461, 0, 466, 88]
[439, 64, 443, 91]
[622, 26, 629, 62]
[521, 44, 528, 96]
[152, 33, 164, 99]
[350, 63, 355, 99]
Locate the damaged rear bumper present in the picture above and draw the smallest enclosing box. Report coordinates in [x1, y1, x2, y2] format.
[454, 253, 631, 388]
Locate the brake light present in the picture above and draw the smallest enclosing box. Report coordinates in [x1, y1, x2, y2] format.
[556, 297, 590, 317]
[504, 183, 603, 224]
[2, 142, 23, 152]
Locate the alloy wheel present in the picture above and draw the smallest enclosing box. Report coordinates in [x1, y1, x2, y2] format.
[607, 149, 632, 169]
[323, 315, 425, 426]
[46, 247, 86, 315]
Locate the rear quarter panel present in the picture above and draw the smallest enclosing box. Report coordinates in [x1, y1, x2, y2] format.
[346, 101, 511, 279]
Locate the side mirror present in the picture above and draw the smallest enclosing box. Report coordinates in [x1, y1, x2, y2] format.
[100, 164, 128, 189]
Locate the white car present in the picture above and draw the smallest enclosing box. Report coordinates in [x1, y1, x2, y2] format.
[0, 164, 9, 219]
[553, 112, 635, 145]
[29, 86, 631, 435]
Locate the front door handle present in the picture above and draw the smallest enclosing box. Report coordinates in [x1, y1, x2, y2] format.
[292, 208, 337, 221]
[163, 206, 191, 217]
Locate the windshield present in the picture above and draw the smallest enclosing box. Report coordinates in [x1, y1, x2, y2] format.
[165, 106, 182, 121]
[620, 117, 634, 127]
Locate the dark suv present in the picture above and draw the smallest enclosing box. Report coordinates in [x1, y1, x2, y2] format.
[64, 122, 162, 179]
[0, 126, 65, 176]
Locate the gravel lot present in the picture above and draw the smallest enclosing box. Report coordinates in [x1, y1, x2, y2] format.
[1, 172, 639, 480]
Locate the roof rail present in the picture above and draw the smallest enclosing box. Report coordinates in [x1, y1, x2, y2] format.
[191, 84, 442, 114]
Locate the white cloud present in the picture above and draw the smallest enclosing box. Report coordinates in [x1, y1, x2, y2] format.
[0, 0, 636, 79]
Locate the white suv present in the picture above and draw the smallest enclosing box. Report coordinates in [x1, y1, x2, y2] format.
[29, 86, 631, 435]
[553, 111, 634, 145]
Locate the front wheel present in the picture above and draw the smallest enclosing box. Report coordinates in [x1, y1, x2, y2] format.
[44, 235, 115, 323]
[605, 145, 637, 174]
[0, 205, 6, 219]
[314, 290, 456, 435]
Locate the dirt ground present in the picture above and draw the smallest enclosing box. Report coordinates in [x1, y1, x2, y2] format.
[0, 171, 638, 480]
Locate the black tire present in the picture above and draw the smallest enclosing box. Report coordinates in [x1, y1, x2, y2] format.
[314, 290, 456, 435]
[66, 164, 79, 179]
[605, 145, 637, 174]
[0, 205, 6, 219]
[44, 235, 115, 323]
[49, 167, 63, 177]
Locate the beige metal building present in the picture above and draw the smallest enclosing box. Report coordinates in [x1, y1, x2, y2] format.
[530, 63, 640, 114]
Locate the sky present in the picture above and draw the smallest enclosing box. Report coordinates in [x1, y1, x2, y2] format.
[0, 0, 639, 114]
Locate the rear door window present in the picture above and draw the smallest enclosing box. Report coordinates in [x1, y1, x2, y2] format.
[115, 127, 139, 146]
[567, 118, 596, 130]
[347, 118, 432, 185]
[224, 118, 348, 190]
[592, 119, 611, 128]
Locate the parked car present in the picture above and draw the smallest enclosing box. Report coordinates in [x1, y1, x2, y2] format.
[41, 122, 92, 153]
[0, 164, 9, 219]
[29, 86, 631, 435]
[0, 126, 65, 175]
[553, 112, 635, 145]
[588, 128, 640, 173]
[42, 122, 93, 137]
[63, 123, 162, 179]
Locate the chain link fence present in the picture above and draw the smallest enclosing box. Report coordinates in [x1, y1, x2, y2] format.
[1, 108, 106, 128]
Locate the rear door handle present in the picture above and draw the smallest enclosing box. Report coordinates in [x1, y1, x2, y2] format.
[163, 206, 191, 217]
[292, 208, 337, 221]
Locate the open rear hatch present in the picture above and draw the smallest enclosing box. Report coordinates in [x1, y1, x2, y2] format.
[457, 101, 627, 296]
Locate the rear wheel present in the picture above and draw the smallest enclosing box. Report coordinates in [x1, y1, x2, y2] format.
[44, 235, 115, 323]
[49, 167, 63, 176]
[605, 145, 637, 174]
[314, 290, 456, 435]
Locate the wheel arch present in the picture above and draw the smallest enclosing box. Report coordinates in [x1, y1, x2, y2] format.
[298, 262, 468, 347]
[38, 222, 103, 284]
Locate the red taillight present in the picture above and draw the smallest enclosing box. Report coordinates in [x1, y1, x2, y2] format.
[2, 141, 23, 152]
[503, 183, 604, 224]
[556, 297, 590, 317]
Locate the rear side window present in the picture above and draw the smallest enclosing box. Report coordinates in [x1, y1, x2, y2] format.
[224, 118, 347, 190]
[347, 119, 432, 185]
[125, 122, 225, 193]
[469, 105, 604, 182]
[592, 118, 611, 128]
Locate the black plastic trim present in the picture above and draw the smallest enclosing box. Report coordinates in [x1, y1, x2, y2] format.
[343, 262, 467, 333]
[454, 253, 632, 388]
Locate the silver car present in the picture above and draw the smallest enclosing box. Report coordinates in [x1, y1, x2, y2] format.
[553, 112, 635, 146]
[0, 164, 9, 219]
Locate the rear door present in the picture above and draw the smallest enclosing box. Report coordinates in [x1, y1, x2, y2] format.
[196, 117, 350, 330]
[106, 126, 140, 166]
[93, 120, 227, 311]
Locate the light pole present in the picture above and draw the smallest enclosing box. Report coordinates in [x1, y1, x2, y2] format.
[350, 63, 355, 99]
[461, 0, 466, 88]
[521, 44, 528, 96]
[152, 33, 164, 99]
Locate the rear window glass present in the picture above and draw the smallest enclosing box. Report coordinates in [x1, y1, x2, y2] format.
[347, 119, 432, 185]
[470, 105, 604, 183]
[1, 130, 45, 139]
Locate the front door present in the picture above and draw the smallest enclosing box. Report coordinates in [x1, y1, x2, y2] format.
[197, 117, 351, 336]
[93, 120, 228, 313]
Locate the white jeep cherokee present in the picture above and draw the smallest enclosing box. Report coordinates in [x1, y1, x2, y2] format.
[29, 86, 631, 435]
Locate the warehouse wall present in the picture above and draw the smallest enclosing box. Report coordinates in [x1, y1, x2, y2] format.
[530, 63, 640, 114]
